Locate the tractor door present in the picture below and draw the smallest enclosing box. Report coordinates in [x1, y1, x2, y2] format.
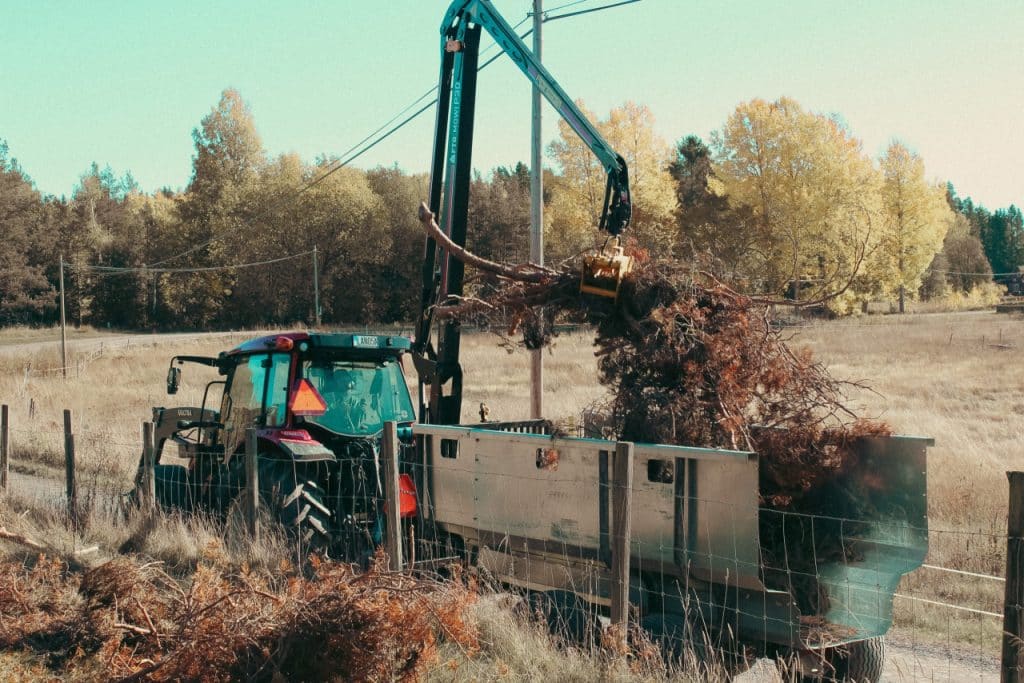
[220, 352, 291, 459]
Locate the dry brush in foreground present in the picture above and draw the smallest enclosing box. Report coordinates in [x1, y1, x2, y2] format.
[0, 550, 478, 682]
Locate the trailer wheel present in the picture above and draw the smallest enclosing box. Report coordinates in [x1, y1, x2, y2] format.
[789, 637, 885, 683]
[228, 458, 332, 555]
[843, 637, 886, 683]
[535, 590, 600, 647]
[528, 589, 598, 647]
[641, 612, 752, 680]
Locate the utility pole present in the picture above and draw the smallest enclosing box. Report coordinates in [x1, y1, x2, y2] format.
[529, 0, 544, 420]
[59, 254, 67, 379]
[313, 246, 321, 328]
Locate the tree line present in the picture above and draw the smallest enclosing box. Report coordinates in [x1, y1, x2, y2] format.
[1, 90, 1021, 329]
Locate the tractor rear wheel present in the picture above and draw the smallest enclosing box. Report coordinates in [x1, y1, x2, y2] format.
[153, 464, 192, 511]
[228, 458, 332, 555]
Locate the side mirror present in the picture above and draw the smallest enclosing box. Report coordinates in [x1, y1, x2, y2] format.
[167, 366, 181, 395]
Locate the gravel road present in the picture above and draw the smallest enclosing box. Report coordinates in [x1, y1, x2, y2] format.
[0, 330, 245, 356]
[7, 470, 66, 502]
[735, 631, 998, 681]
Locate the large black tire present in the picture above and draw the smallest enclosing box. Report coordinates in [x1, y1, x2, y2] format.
[526, 589, 600, 648]
[641, 611, 752, 680]
[230, 458, 332, 554]
[792, 637, 885, 683]
[546, 589, 600, 646]
[153, 464, 192, 511]
[127, 462, 192, 514]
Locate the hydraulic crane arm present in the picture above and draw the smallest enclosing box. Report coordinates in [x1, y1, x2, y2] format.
[414, 0, 631, 425]
[443, 0, 632, 236]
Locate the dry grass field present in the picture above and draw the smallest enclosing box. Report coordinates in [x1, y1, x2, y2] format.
[0, 310, 1020, 675]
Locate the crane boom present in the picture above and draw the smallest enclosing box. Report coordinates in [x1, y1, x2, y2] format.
[414, 0, 632, 425]
[447, 1, 631, 226]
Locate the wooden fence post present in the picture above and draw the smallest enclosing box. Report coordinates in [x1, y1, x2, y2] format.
[1, 404, 8, 494]
[383, 421, 403, 571]
[610, 440, 634, 644]
[1002, 471, 1024, 683]
[63, 409, 78, 528]
[142, 422, 156, 513]
[245, 428, 259, 540]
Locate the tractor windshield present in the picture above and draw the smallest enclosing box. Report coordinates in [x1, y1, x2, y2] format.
[302, 359, 415, 436]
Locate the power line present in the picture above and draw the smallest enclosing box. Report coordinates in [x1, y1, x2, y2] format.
[75, 249, 315, 276]
[542, 0, 590, 13]
[543, 0, 640, 22]
[150, 14, 534, 270]
[934, 269, 1023, 277]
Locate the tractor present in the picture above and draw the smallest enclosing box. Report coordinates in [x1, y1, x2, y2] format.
[138, 332, 419, 559]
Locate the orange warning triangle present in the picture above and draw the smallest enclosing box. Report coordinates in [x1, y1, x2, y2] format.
[290, 378, 327, 416]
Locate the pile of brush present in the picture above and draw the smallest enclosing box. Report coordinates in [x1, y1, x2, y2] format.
[0, 551, 477, 681]
[420, 204, 890, 611]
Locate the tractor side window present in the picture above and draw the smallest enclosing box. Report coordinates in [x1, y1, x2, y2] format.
[223, 355, 261, 437]
[264, 353, 290, 426]
[225, 353, 290, 430]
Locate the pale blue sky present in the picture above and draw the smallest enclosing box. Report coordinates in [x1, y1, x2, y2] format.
[1, 1, 1021, 209]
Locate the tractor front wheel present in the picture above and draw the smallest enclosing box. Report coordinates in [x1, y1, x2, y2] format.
[153, 464, 192, 511]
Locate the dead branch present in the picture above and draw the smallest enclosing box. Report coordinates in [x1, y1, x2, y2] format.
[418, 202, 557, 284]
[115, 622, 154, 638]
[0, 526, 47, 551]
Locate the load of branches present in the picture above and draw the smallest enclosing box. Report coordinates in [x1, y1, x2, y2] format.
[419, 204, 892, 612]
[0, 551, 477, 681]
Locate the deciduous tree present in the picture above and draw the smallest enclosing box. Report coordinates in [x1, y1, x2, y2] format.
[713, 97, 882, 308]
[877, 141, 952, 312]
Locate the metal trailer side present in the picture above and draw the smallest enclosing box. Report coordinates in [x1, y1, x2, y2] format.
[411, 424, 929, 651]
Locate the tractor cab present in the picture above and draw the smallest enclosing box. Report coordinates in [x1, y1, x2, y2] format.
[147, 332, 417, 554]
[211, 333, 415, 461]
[158, 333, 414, 460]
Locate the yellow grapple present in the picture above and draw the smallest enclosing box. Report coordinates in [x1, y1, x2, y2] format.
[580, 243, 632, 300]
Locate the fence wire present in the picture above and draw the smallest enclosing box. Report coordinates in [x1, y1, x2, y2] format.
[0, 415, 1014, 681]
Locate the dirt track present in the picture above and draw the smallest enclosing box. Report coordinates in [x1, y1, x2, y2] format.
[736, 631, 998, 681]
[0, 330, 243, 356]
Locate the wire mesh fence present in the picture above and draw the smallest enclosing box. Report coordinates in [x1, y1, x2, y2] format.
[0, 408, 1016, 681]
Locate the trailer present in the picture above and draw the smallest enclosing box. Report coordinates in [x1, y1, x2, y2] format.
[409, 423, 930, 679]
